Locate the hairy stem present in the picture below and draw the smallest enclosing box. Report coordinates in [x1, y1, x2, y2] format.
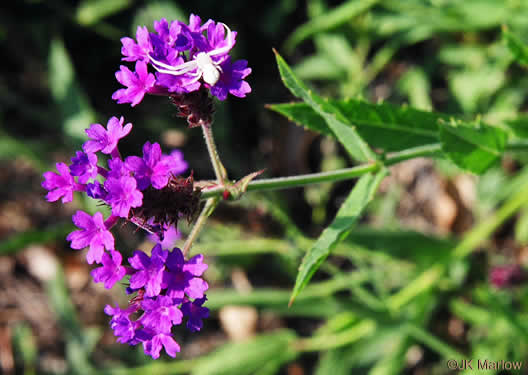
[202, 124, 228, 184]
[182, 197, 219, 257]
[199, 140, 528, 200]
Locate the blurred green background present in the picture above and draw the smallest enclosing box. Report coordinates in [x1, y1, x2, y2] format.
[3, 0, 528, 374]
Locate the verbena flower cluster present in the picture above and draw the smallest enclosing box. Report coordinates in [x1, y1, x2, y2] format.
[42, 116, 209, 358]
[43, 14, 252, 359]
[113, 14, 252, 106]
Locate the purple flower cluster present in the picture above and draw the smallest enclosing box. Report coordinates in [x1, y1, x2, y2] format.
[105, 245, 209, 359]
[113, 15, 251, 106]
[42, 115, 209, 358]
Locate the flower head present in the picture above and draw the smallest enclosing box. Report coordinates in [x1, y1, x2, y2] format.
[113, 15, 251, 108]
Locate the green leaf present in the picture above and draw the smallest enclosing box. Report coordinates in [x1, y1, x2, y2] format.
[397, 67, 432, 110]
[515, 205, 528, 245]
[439, 121, 508, 174]
[289, 170, 387, 305]
[207, 272, 369, 317]
[12, 324, 37, 373]
[274, 50, 376, 162]
[48, 38, 96, 143]
[503, 27, 528, 66]
[0, 131, 47, 171]
[46, 268, 98, 375]
[132, 1, 186, 34]
[285, 0, 379, 51]
[0, 224, 74, 255]
[268, 99, 442, 152]
[268, 101, 331, 136]
[448, 68, 506, 113]
[76, 0, 132, 26]
[191, 330, 297, 375]
[293, 54, 345, 81]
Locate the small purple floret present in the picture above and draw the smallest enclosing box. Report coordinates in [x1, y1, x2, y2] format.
[210, 58, 252, 101]
[140, 295, 183, 332]
[126, 142, 172, 190]
[42, 162, 78, 203]
[70, 151, 99, 184]
[182, 296, 209, 332]
[66, 211, 115, 264]
[104, 176, 143, 218]
[142, 332, 181, 359]
[112, 62, 157, 107]
[83, 116, 132, 155]
[91, 250, 127, 288]
[129, 245, 168, 297]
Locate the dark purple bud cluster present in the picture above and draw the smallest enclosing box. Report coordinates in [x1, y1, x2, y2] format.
[489, 264, 527, 289]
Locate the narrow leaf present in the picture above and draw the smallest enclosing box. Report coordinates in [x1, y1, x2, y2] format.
[76, 0, 132, 26]
[274, 50, 376, 162]
[503, 27, 528, 66]
[192, 330, 297, 375]
[439, 121, 507, 174]
[290, 170, 387, 305]
[49, 38, 96, 143]
[285, 0, 379, 51]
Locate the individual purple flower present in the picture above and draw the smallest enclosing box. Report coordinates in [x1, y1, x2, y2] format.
[201, 21, 237, 58]
[140, 295, 183, 332]
[105, 304, 140, 344]
[107, 157, 130, 179]
[86, 181, 107, 200]
[70, 151, 98, 184]
[153, 19, 193, 51]
[83, 116, 133, 155]
[210, 57, 251, 101]
[164, 248, 209, 299]
[183, 254, 208, 276]
[66, 211, 115, 264]
[113, 62, 158, 107]
[181, 297, 209, 332]
[126, 141, 172, 190]
[142, 331, 180, 359]
[104, 176, 143, 218]
[129, 245, 168, 297]
[120, 26, 152, 63]
[164, 150, 188, 175]
[91, 250, 127, 288]
[188, 14, 212, 33]
[148, 225, 181, 249]
[42, 162, 78, 203]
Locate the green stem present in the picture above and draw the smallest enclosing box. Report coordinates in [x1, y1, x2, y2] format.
[294, 320, 376, 352]
[405, 323, 465, 359]
[182, 197, 219, 257]
[199, 140, 528, 201]
[202, 124, 227, 184]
